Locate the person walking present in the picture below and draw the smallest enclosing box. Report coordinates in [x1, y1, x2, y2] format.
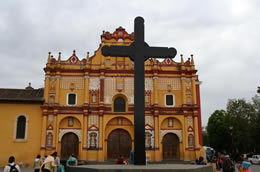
[66, 154, 78, 167]
[222, 154, 235, 172]
[4, 156, 21, 172]
[33, 155, 42, 172]
[41, 152, 57, 172]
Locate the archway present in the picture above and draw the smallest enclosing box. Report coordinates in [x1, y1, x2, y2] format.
[107, 129, 132, 159]
[61, 132, 79, 159]
[162, 133, 180, 160]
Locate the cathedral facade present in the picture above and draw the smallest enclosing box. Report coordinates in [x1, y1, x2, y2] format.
[0, 27, 203, 166]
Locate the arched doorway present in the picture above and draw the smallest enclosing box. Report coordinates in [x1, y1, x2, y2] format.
[61, 133, 79, 159]
[162, 133, 180, 160]
[107, 129, 132, 159]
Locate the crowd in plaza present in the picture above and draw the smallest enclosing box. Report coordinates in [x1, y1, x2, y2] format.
[3, 152, 78, 172]
[208, 152, 252, 172]
[2, 150, 254, 172]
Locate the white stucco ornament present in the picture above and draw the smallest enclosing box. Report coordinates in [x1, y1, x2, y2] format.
[59, 129, 81, 142]
[89, 78, 100, 90]
[160, 129, 182, 142]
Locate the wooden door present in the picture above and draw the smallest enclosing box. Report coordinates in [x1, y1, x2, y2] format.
[163, 133, 180, 160]
[61, 133, 79, 160]
[107, 129, 132, 159]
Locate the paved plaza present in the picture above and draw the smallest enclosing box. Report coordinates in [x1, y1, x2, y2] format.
[1, 164, 260, 172]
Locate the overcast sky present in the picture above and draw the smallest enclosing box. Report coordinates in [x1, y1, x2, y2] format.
[1, 0, 259, 126]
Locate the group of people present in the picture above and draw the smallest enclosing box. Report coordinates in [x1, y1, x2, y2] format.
[115, 150, 135, 165]
[4, 153, 78, 172]
[215, 152, 252, 172]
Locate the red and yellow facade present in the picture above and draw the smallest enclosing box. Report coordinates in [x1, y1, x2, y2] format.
[0, 27, 203, 167]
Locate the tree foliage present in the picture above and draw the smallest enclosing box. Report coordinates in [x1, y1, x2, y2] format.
[206, 89, 260, 154]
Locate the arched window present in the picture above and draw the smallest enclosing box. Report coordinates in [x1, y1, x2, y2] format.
[90, 132, 97, 148]
[145, 132, 152, 149]
[188, 134, 194, 147]
[114, 97, 126, 112]
[16, 116, 26, 139]
[46, 133, 53, 147]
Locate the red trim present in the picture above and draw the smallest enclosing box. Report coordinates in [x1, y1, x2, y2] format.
[100, 79, 104, 102]
[145, 124, 154, 129]
[196, 82, 203, 145]
[59, 127, 81, 129]
[107, 123, 133, 126]
[160, 128, 182, 130]
[187, 126, 194, 132]
[101, 27, 134, 41]
[44, 67, 197, 76]
[88, 124, 99, 130]
[185, 147, 195, 151]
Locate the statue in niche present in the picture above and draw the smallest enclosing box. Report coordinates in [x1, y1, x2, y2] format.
[90, 132, 97, 148]
[145, 132, 152, 149]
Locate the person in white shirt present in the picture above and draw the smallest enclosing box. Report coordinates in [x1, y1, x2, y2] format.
[4, 156, 21, 172]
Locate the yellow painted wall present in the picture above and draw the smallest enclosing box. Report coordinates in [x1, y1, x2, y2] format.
[0, 27, 202, 166]
[0, 103, 42, 167]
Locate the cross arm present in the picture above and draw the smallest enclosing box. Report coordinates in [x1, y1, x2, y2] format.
[144, 47, 177, 58]
[102, 45, 133, 57]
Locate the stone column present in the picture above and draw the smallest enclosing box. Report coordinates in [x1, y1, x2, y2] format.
[55, 76, 60, 103]
[194, 116, 199, 147]
[44, 76, 50, 103]
[84, 75, 89, 104]
[98, 113, 104, 161]
[191, 77, 197, 104]
[194, 116, 200, 159]
[82, 113, 88, 160]
[154, 111, 160, 161]
[100, 77, 104, 104]
[153, 76, 158, 105]
[183, 114, 188, 161]
[53, 112, 57, 150]
[181, 77, 186, 104]
[40, 114, 47, 156]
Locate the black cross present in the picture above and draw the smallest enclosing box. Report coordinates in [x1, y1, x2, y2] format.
[102, 17, 177, 165]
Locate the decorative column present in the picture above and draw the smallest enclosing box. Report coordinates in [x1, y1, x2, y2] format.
[153, 76, 158, 105]
[55, 75, 60, 103]
[82, 113, 88, 160]
[154, 110, 160, 161]
[183, 114, 189, 161]
[40, 114, 47, 156]
[53, 112, 58, 150]
[196, 80, 203, 146]
[84, 75, 90, 104]
[181, 77, 186, 104]
[100, 76, 104, 104]
[98, 113, 104, 161]
[191, 77, 197, 104]
[44, 76, 50, 103]
[194, 116, 200, 158]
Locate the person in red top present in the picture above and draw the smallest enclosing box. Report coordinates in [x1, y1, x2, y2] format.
[116, 155, 127, 165]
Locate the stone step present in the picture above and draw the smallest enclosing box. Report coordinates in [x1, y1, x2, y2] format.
[67, 164, 213, 172]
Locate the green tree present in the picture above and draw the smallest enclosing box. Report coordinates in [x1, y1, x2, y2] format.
[226, 99, 256, 153]
[252, 88, 260, 152]
[207, 110, 230, 152]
